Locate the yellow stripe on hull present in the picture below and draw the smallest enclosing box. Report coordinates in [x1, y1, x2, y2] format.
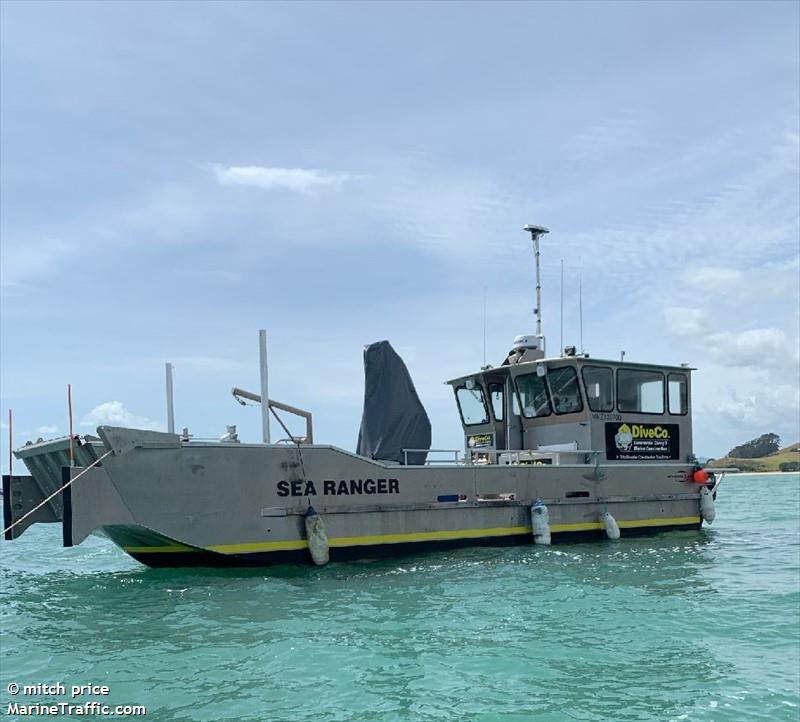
[122, 544, 198, 554]
[550, 516, 700, 533]
[328, 524, 533, 548]
[123, 516, 701, 556]
[209, 539, 309, 553]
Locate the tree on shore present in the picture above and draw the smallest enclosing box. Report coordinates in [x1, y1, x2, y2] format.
[727, 433, 781, 459]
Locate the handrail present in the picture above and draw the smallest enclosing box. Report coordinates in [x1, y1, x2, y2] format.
[468, 448, 608, 465]
[400, 447, 611, 466]
[402, 448, 461, 465]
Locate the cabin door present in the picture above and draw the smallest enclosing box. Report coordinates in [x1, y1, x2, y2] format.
[486, 380, 509, 451]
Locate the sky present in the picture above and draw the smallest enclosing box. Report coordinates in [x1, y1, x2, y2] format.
[1, 0, 798, 463]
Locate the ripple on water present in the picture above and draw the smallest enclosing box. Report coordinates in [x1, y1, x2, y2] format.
[1, 474, 798, 721]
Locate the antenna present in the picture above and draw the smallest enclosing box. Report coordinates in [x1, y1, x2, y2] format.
[523, 224, 550, 354]
[560, 259, 564, 357]
[579, 274, 584, 354]
[482, 285, 487, 368]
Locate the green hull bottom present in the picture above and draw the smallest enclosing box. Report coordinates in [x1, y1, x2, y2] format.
[103, 523, 703, 569]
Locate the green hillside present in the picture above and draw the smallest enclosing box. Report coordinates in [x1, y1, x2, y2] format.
[708, 442, 800, 472]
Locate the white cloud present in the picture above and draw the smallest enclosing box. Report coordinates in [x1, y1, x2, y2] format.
[682, 267, 743, 291]
[664, 307, 710, 337]
[80, 401, 161, 431]
[706, 327, 795, 370]
[212, 164, 356, 193]
[373, 169, 513, 259]
[568, 109, 653, 162]
[692, 360, 800, 455]
[1, 183, 217, 293]
[0, 236, 74, 289]
[564, 123, 799, 280]
[35, 425, 58, 435]
[701, 381, 800, 430]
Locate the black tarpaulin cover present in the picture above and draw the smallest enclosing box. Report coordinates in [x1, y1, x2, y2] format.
[356, 340, 431, 465]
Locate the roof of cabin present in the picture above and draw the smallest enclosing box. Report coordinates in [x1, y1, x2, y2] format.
[445, 356, 696, 386]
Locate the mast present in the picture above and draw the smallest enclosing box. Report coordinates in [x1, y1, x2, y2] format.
[579, 274, 584, 354]
[259, 329, 271, 444]
[560, 258, 564, 356]
[165, 362, 175, 434]
[523, 224, 550, 354]
[482, 285, 487, 368]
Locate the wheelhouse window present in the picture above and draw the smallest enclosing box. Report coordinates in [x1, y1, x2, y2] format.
[488, 382, 504, 422]
[514, 373, 551, 418]
[547, 366, 584, 415]
[668, 373, 688, 415]
[455, 386, 490, 425]
[582, 365, 614, 412]
[617, 369, 664, 414]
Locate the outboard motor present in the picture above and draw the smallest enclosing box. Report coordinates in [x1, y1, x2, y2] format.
[356, 340, 432, 465]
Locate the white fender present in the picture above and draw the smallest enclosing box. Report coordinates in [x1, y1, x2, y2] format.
[305, 506, 330, 565]
[700, 486, 716, 524]
[531, 500, 551, 546]
[603, 511, 621, 540]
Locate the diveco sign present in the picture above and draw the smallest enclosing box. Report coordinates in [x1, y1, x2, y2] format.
[605, 422, 679, 460]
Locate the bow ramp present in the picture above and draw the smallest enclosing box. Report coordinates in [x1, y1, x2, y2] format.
[3, 428, 188, 549]
[4, 435, 106, 540]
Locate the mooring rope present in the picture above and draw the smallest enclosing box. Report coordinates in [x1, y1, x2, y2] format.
[2, 450, 113, 536]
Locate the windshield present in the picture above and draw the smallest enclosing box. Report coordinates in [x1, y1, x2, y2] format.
[547, 366, 583, 415]
[514, 373, 551, 418]
[456, 386, 490, 425]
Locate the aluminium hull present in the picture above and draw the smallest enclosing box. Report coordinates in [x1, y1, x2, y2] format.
[42, 426, 705, 568]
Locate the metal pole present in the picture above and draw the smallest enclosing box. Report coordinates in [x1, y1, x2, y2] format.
[534, 235, 542, 339]
[560, 259, 564, 356]
[524, 225, 550, 355]
[259, 329, 271, 444]
[482, 285, 487, 368]
[579, 275, 584, 354]
[165, 362, 175, 434]
[67, 384, 74, 467]
[7, 408, 12, 476]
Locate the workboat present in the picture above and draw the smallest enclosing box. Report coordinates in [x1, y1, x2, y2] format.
[3, 226, 723, 567]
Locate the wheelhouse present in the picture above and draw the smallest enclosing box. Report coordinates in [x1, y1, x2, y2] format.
[447, 347, 694, 465]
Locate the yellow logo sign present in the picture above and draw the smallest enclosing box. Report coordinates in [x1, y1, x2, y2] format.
[615, 423, 671, 451]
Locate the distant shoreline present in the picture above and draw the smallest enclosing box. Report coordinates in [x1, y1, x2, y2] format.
[721, 471, 800, 477]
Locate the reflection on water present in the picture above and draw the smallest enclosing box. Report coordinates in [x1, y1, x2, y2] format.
[1, 474, 798, 722]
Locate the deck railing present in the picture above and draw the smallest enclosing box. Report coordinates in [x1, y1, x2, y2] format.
[402, 447, 608, 466]
[402, 448, 461, 465]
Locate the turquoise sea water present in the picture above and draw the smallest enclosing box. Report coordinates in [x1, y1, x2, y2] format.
[1, 474, 798, 722]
